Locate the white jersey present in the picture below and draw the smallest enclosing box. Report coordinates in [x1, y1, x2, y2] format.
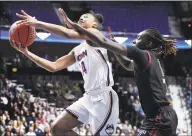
[73, 41, 114, 92]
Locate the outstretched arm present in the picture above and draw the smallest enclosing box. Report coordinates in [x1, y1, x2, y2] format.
[10, 40, 76, 72]
[26, 49, 75, 72]
[35, 21, 84, 39]
[72, 23, 127, 56]
[71, 24, 149, 70]
[62, 9, 149, 70]
[16, 10, 85, 39]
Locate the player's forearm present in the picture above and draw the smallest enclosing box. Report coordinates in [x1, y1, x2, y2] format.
[24, 51, 56, 72]
[36, 21, 70, 38]
[73, 24, 102, 45]
[73, 24, 127, 56]
[115, 54, 134, 71]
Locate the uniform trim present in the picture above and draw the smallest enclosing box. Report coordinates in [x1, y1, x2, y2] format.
[148, 112, 162, 136]
[95, 49, 110, 86]
[146, 51, 152, 69]
[93, 91, 113, 136]
[65, 109, 79, 119]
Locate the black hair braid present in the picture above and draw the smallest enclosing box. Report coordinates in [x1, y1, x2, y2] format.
[145, 28, 177, 57]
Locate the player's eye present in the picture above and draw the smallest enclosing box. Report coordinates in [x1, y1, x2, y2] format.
[138, 35, 143, 40]
[136, 35, 140, 38]
[83, 15, 88, 18]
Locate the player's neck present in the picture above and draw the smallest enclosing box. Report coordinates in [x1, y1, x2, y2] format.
[85, 40, 97, 47]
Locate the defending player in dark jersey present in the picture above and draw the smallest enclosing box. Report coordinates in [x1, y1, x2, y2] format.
[63, 12, 178, 136]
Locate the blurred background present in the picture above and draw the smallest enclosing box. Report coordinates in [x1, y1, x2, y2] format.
[0, 1, 191, 136]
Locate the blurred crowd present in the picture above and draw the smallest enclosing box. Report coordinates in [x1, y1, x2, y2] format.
[0, 75, 143, 136]
[176, 75, 192, 110]
[114, 78, 145, 128]
[166, 67, 192, 135]
[0, 74, 57, 136]
[0, 73, 144, 136]
[176, 69, 192, 135]
[178, 67, 192, 110]
[0, 53, 57, 70]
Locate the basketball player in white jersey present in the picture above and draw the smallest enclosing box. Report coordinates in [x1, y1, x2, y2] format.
[10, 9, 119, 136]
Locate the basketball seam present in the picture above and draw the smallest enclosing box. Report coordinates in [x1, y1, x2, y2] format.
[23, 26, 30, 46]
[17, 25, 23, 47]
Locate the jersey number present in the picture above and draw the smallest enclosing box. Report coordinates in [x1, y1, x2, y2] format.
[81, 61, 87, 74]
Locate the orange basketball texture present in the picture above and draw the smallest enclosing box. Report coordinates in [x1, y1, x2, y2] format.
[9, 21, 36, 48]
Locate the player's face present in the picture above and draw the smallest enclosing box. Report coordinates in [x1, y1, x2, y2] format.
[78, 14, 96, 29]
[133, 31, 150, 50]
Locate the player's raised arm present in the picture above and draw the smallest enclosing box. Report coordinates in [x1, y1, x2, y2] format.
[62, 12, 149, 70]
[73, 23, 128, 56]
[16, 10, 85, 39]
[10, 40, 76, 72]
[71, 24, 151, 70]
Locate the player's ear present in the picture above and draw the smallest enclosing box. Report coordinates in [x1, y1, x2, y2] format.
[149, 41, 152, 47]
[92, 22, 97, 29]
[146, 41, 152, 48]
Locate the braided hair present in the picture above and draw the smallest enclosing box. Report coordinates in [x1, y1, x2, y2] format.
[145, 28, 177, 57]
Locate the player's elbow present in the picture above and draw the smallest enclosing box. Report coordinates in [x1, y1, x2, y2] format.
[49, 69, 56, 73]
[48, 67, 57, 73]
[124, 61, 134, 71]
[64, 32, 71, 38]
[61, 32, 70, 38]
[59, 27, 72, 38]
[48, 63, 58, 73]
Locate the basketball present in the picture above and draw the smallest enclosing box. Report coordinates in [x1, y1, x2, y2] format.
[9, 20, 36, 48]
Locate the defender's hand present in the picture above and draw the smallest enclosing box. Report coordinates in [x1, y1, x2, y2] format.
[16, 10, 38, 27]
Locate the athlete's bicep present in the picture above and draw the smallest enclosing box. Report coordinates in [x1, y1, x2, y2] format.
[87, 29, 127, 55]
[126, 46, 149, 70]
[85, 29, 127, 55]
[99, 40, 128, 56]
[53, 49, 76, 71]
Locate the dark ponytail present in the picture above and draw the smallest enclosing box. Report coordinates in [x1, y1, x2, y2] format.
[94, 13, 104, 24]
[162, 38, 177, 57]
[89, 11, 104, 30]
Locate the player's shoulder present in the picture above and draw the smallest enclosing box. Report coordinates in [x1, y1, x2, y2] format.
[72, 41, 86, 51]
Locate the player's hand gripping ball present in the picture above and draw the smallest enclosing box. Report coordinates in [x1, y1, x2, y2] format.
[9, 20, 36, 48]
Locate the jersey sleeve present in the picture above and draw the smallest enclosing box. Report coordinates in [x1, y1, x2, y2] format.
[71, 45, 80, 62]
[126, 46, 151, 70]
